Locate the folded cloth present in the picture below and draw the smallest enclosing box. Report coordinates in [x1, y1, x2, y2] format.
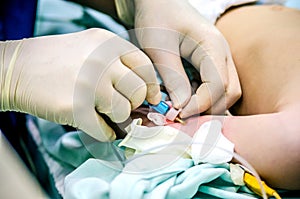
[28, 118, 126, 196]
[191, 120, 234, 164]
[119, 119, 234, 165]
[118, 118, 192, 161]
[28, 117, 257, 199]
[63, 119, 256, 199]
[37, 118, 125, 168]
[65, 157, 256, 199]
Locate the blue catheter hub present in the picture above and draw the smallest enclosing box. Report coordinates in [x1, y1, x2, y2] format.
[149, 101, 170, 115]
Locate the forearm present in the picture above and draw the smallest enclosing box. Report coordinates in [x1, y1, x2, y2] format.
[222, 112, 300, 190]
[167, 109, 300, 190]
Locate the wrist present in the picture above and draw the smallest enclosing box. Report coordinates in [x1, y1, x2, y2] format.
[0, 40, 23, 111]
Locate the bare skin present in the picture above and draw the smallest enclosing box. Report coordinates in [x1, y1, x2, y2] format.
[214, 5, 300, 190]
[217, 4, 300, 116]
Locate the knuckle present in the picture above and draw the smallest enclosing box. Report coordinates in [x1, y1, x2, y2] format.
[236, 88, 242, 99]
[233, 85, 242, 99]
[84, 28, 115, 40]
[227, 86, 242, 103]
[85, 28, 106, 34]
[131, 83, 147, 106]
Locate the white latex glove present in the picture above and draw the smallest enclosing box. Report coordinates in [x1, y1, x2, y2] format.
[0, 28, 161, 141]
[132, 0, 241, 117]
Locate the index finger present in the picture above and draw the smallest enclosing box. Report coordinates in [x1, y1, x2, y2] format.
[121, 49, 162, 105]
[135, 27, 192, 108]
[180, 47, 228, 117]
[179, 28, 230, 117]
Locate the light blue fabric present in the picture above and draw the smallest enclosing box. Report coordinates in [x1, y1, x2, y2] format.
[34, 0, 128, 38]
[33, 118, 258, 199]
[64, 159, 121, 199]
[37, 119, 126, 168]
[110, 155, 194, 199]
[64, 155, 256, 199]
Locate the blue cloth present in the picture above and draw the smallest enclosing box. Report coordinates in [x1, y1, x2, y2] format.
[0, 0, 38, 151]
[0, 0, 37, 40]
[0, 0, 38, 175]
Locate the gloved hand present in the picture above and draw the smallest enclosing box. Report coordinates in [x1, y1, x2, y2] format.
[117, 0, 242, 117]
[0, 28, 161, 141]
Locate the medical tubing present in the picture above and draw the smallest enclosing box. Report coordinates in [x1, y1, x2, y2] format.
[244, 172, 281, 199]
[124, 141, 268, 199]
[273, 192, 282, 199]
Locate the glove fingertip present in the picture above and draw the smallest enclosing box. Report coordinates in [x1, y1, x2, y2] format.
[146, 90, 161, 105]
[179, 96, 200, 118]
[179, 107, 194, 119]
[102, 98, 131, 124]
[106, 130, 117, 141]
[169, 91, 190, 110]
[84, 113, 117, 142]
[97, 123, 117, 142]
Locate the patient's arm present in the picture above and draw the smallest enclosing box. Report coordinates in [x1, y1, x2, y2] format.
[213, 5, 300, 190]
[165, 110, 300, 190]
[222, 112, 300, 190]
